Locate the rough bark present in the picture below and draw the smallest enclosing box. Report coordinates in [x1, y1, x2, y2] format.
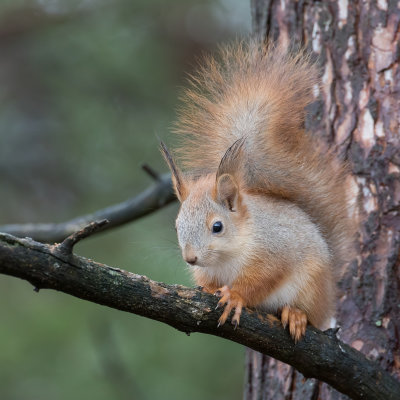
[1, 231, 399, 400]
[247, 1, 400, 399]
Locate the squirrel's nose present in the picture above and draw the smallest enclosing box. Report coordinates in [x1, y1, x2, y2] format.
[185, 256, 198, 266]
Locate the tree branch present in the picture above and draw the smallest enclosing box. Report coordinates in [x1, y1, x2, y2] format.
[0, 173, 175, 243]
[0, 231, 399, 400]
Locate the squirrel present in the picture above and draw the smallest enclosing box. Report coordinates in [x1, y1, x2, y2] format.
[161, 41, 355, 342]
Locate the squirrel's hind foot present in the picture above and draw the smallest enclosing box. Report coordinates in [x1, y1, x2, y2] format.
[281, 306, 308, 342]
[215, 286, 243, 329]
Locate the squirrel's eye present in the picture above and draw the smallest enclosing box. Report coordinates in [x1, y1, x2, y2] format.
[212, 221, 223, 233]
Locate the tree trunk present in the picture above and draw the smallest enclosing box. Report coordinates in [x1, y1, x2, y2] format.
[246, 1, 400, 399]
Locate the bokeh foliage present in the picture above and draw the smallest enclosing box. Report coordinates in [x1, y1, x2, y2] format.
[0, 0, 250, 399]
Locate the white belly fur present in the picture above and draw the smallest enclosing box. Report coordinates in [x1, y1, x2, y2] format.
[259, 274, 303, 312]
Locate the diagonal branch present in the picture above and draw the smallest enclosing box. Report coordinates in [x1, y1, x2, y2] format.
[0, 173, 175, 243]
[0, 231, 399, 400]
[56, 219, 110, 255]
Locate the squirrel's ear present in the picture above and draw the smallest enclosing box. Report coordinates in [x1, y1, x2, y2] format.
[216, 173, 240, 211]
[215, 138, 244, 211]
[160, 141, 188, 202]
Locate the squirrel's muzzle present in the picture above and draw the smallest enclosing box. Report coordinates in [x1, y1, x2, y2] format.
[183, 245, 198, 266]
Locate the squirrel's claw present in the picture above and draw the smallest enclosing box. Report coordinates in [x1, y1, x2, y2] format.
[232, 301, 243, 326]
[281, 306, 307, 342]
[281, 306, 289, 329]
[215, 286, 244, 328]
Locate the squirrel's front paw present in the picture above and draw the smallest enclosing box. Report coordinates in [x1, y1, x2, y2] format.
[214, 286, 243, 329]
[281, 306, 307, 342]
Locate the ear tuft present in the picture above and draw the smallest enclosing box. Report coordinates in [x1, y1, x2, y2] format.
[160, 141, 188, 202]
[216, 137, 246, 179]
[216, 173, 239, 211]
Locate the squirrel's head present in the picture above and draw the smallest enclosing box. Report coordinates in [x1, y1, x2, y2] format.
[161, 139, 248, 268]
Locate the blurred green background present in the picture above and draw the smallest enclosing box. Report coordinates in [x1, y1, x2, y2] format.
[0, 1, 251, 399]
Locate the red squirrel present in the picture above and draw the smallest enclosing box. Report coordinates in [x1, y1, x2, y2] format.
[161, 41, 354, 341]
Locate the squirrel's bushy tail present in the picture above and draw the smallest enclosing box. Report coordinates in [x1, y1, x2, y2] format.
[173, 40, 355, 268]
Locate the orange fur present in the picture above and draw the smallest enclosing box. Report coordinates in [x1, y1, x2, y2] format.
[230, 257, 289, 307]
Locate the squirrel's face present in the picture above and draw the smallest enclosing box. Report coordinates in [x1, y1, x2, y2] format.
[160, 138, 247, 268]
[175, 174, 246, 268]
